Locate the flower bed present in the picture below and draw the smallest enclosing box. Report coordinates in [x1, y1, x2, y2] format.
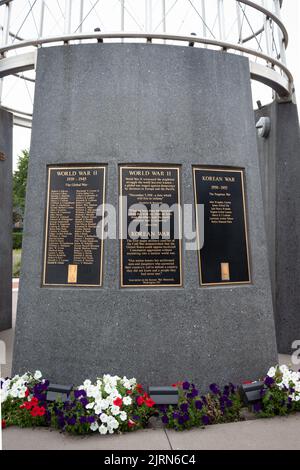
[1, 372, 155, 434]
[1, 364, 300, 435]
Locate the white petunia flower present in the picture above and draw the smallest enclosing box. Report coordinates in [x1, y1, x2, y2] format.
[90, 422, 99, 432]
[100, 413, 108, 423]
[100, 399, 109, 410]
[119, 411, 127, 421]
[111, 405, 120, 416]
[99, 424, 108, 435]
[94, 404, 102, 415]
[123, 396, 132, 406]
[104, 383, 113, 394]
[34, 370, 42, 380]
[85, 401, 95, 410]
[83, 379, 92, 388]
[109, 417, 119, 429]
[267, 367, 276, 378]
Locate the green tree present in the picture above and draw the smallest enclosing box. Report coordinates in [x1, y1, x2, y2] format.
[13, 149, 29, 223]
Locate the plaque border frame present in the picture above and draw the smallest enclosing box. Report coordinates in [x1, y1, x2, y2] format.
[119, 164, 183, 288]
[192, 166, 252, 287]
[42, 165, 106, 287]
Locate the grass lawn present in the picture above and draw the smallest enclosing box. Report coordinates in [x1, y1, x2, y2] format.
[13, 249, 22, 278]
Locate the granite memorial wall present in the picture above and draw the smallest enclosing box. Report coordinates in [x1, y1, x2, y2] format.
[13, 44, 278, 388]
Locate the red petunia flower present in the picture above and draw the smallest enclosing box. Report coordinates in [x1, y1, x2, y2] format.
[128, 419, 136, 428]
[25, 388, 30, 397]
[172, 381, 183, 388]
[113, 397, 123, 408]
[30, 397, 38, 405]
[136, 384, 143, 393]
[1, 419, 6, 429]
[145, 398, 155, 408]
[37, 406, 46, 417]
[22, 401, 33, 410]
[136, 396, 144, 406]
[126, 390, 132, 395]
[30, 406, 40, 417]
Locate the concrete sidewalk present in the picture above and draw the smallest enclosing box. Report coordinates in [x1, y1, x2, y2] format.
[1, 289, 300, 450]
[3, 414, 300, 450]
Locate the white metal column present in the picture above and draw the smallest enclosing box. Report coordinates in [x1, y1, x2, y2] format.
[39, 0, 45, 38]
[0, 1, 11, 104]
[64, 0, 72, 35]
[217, 0, 225, 41]
[274, 0, 287, 65]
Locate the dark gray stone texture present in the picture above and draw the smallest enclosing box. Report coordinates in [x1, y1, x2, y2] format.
[0, 109, 12, 331]
[13, 44, 277, 388]
[256, 101, 300, 353]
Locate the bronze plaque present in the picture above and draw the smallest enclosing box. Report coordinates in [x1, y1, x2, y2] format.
[120, 165, 182, 287]
[193, 167, 251, 286]
[42, 165, 106, 287]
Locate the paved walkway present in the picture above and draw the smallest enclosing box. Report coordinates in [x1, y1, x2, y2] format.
[3, 415, 300, 450]
[1, 289, 299, 450]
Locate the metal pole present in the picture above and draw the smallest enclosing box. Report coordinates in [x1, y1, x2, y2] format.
[273, 0, 287, 65]
[218, 0, 225, 41]
[162, 0, 166, 33]
[121, 0, 124, 42]
[236, 0, 242, 44]
[201, 0, 207, 38]
[39, 0, 45, 38]
[0, 1, 11, 103]
[64, 0, 72, 35]
[145, 0, 152, 31]
[1, 1, 11, 47]
[79, 0, 84, 33]
[262, 0, 271, 57]
[78, 0, 83, 42]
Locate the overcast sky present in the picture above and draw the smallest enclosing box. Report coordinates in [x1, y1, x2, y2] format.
[11, 0, 300, 171]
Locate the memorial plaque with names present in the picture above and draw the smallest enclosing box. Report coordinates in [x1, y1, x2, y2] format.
[43, 165, 106, 286]
[193, 167, 251, 286]
[120, 165, 182, 287]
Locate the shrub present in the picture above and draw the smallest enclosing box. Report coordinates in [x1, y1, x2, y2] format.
[159, 381, 243, 430]
[13, 232, 23, 249]
[253, 365, 300, 417]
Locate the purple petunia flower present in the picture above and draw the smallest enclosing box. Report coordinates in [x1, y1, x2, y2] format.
[79, 416, 87, 424]
[80, 397, 89, 407]
[223, 386, 230, 397]
[180, 403, 189, 413]
[195, 400, 203, 410]
[87, 415, 96, 423]
[182, 381, 190, 390]
[202, 415, 210, 425]
[209, 383, 220, 395]
[159, 405, 167, 413]
[58, 417, 65, 428]
[253, 402, 262, 413]
[264, 376, 275, 387]
[173, 412, 180, 420]
[74, 389, 87, 399]
[178, 416, 185, 425]
[67, 416, 76, 426]
[161, 415, 169, 424]
[183, 413, 190, 422]
[201, 396, 207, 405]
[132, 415, 140, 421]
